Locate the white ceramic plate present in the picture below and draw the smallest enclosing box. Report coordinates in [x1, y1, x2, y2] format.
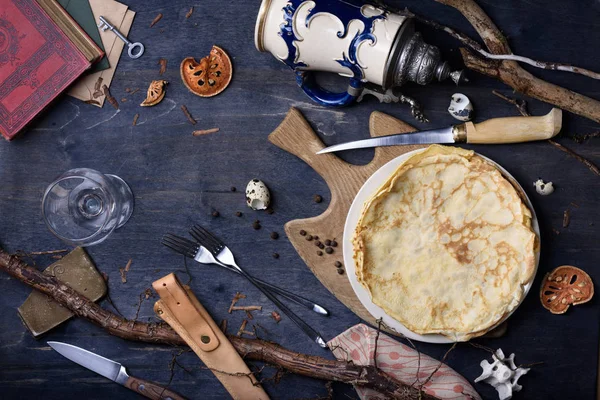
[343, 149, 540, 344]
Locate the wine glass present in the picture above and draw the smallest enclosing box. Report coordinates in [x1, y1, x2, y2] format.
[42, 168, 134, 246]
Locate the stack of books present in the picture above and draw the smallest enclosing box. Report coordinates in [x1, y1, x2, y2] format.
[0, 0, 105, 140]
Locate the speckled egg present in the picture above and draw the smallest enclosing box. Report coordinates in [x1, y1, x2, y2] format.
[448, 93, 474, 122]
[245, 179, 271, 210]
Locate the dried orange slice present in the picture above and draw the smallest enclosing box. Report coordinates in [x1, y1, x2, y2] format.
[540, 265, 594, 314]
[180, 45, 232, 97]
[140, 80, 168, 107]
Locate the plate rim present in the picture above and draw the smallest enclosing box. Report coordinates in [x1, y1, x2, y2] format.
[342, 148, 541, 344]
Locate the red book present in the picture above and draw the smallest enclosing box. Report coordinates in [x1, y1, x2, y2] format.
[0, 0, 97, 140]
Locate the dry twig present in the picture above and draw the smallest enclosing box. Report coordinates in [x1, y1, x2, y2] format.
[563, 209, 571, 228]
[132, 113, 139, 126]
[232, 306, 262, 312]
[28, 249, 68, 256]
[180, 105, 197, 125]
[150, 13, 163, 28]
[220, 319, 228, 333]
[237, 319, 249, 337]
[228, 292, 246, 313]
[185, 7, 193, 19]
[192, 128, 219, 136]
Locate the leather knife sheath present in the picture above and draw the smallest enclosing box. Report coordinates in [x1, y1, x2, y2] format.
[152, 273, 269, 400]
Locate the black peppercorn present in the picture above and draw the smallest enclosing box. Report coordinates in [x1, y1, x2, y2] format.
[211, 210, 220, 217]
[337, 268, 344, 275]
[334, 261, 342, 268]
[313, 235, 319, 240]
[252, 220, 261, 230]
[270, 232, 279, 240]
[331, 240, 338, 247]
[325, 247, 333, 254]
[272, 253, 280, 259]
[325, 239, 332, 246]
[306, 235, 313, 241]
[235, 211, 243, 217]
[313, 194, 323, 203]
[300, 230, 307, 236]
[315, 240, 321, 246]
[319, 243, 325, 249]
[230, 186, 237, 192]
[317, 251, 323, 256]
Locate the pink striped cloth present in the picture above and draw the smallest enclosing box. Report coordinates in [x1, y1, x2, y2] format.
[327, 324, 481, 400]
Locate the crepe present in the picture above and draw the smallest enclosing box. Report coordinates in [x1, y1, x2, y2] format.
[354, 145, 537, 341]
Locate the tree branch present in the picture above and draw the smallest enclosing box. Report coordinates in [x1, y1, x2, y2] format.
[0, 249, 440, 400]
[432, 0, 600, 124]
[384, 5, 600, 80]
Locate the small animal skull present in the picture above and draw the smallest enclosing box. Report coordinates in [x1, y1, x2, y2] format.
[448, 93, 474, 121]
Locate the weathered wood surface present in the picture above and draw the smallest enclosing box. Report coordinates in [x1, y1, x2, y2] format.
[0, 0, 599, 399]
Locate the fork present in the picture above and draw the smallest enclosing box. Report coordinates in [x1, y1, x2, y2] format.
[190, 225, 327, 348]
[162, 234, 329, 316]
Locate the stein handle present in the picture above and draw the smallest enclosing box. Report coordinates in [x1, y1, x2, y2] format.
[296, 71, 363, 107]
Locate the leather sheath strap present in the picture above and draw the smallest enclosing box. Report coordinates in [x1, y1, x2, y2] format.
[153, 273, 269, 400]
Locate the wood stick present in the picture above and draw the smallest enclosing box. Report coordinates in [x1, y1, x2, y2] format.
[231, 306, 262, 312]
[0, 249, 439, 400]
[435, 0, 600, 124]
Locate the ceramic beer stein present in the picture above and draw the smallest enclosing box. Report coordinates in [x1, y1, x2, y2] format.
[255, 0, 461, 111]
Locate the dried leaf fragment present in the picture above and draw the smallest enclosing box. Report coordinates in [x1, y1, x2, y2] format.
[158, 58, 167, 75]
[103, 85, 119, 109]
[140, 80, 168, 107]
[180, 105, 196, 124]
[192, 128, 219, 136]
[540, 265, 594, 314]
[93, 77, 104, 98]
[150, 13, 163, 28]
[132, 113, 139, 126]
[271, 311, 281, 323]
[185, 6, 193, 18]
[180, 45, 233, 97]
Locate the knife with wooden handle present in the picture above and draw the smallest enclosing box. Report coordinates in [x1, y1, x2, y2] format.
[48, 341, 187, 400]
[317, 108, 562, 154]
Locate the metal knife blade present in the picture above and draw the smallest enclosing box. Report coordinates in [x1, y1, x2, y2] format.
[48, 341, 129, 385]
[316, 126, 456, 154]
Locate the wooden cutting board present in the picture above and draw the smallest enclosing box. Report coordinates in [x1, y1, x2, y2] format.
[268, 107, 424, 330]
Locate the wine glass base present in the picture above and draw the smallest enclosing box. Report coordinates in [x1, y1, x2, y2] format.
[106, 174, 134, 229]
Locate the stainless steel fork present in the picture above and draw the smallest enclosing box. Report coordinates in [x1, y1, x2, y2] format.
[161, 234, 329, 316]
[190, 225, 327, 348]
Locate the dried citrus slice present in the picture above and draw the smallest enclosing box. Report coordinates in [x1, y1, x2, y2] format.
[180, 45, 232, 97]
[140, 80, 168, 107]
[540, 265, 594, 314]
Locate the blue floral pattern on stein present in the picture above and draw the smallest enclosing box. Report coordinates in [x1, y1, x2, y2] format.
[278, 0, 387, 106]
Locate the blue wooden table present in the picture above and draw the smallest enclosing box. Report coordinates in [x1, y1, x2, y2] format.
[1, 0, 599, 399]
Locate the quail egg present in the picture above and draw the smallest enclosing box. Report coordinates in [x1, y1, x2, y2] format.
[246, 179, 271, 210]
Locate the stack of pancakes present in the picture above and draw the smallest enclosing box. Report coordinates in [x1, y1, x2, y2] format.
[354, 145, 537, 341]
